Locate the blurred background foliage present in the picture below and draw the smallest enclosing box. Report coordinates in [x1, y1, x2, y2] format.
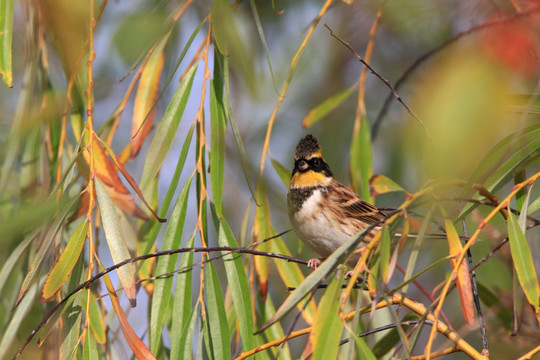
[1, 0, 540, 359]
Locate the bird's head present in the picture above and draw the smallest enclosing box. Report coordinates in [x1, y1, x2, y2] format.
[290, 135, 333, 187]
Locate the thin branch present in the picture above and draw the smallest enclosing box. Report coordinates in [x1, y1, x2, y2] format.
[324, 23, 431, 141]
[11, 245, 307, 360]
[372, 4, 540, 138]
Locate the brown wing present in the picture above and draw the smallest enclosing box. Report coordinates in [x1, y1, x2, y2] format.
[329, 182, 386, 226]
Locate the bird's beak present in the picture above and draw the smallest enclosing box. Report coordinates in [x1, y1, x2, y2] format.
[298, 159, 308, 171]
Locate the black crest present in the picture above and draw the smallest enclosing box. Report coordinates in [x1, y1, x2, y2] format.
[294, 134, 321, 160]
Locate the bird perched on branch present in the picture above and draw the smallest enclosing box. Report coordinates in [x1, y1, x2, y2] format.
[287, 134, 386, 269]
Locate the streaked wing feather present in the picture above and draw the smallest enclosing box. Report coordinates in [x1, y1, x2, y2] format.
[330, 182, 386, 225]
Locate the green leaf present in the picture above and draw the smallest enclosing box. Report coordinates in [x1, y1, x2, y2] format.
[217, 218, 255, 350]
[95, 179, 137, 307]
[0, 234, 33, 296]
[248, 0, 278, 92]
[41, 220, 88, 301]
[60, 286, 82, 360]
[270, 156, 291, 188]
[87, 291, 106, 344]
[14, 196, 78, 307]
[350, 116, 373, 201]
[150, 175, 192, 352]
[380, 226, 391, 283]
[312, 270, 344, 360]
[527, 195, 540, 215]
[139, 64, 197, 196]
[177, 305, 198, 359]
[140, 122, 195, 257]
[369, 174, 406, 197]
[0, 282, 38, 360]
[205, 262, 231, 360]
[0, 0, 14, 87]
[257, 226, 372, 333]
[83, 328, 99, 360]
[170, 235, 195, 360]
[507, 209, 540, 310]
[458, 124, 540, 220]
[210, 55, 227, 217]
[303, 84, 357, 128]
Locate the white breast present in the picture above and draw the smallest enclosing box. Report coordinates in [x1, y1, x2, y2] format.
[288, 189, 353, 258]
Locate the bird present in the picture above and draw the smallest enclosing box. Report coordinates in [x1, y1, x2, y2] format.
[287, 134, 386, 270]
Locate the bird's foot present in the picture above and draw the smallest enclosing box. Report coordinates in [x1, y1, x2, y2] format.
[307, 258, 324, 270]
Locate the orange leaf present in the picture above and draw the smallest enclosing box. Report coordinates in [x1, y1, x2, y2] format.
[444, 219, 474, 324]
[101, 266, 156, 360]
[131, 49, 165, 158]
[84, 137, 149, 221]
[369, 174, 408, 197]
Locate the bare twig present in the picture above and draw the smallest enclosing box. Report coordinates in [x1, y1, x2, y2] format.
[324, 23, 431, 140]
[11, 244, 307, 360]
[372, 5, 540, 138]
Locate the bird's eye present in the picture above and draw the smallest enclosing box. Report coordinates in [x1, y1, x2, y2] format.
[313, 159, 321, 167]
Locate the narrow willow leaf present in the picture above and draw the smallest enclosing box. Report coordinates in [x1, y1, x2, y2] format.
[15, 196, 78, 307]
[210, 58, 227, 217]
[444, 219, 474, 324]
[89, 139, 149, 221]
[87, 291, 106, 344]
[131, 37, 166, 158]
[211, 0, 231, 55]
[349, 320, 377, 360]
[1, 198, 59, 248]
[507, 210, 540, 310]
[140, 122, 195, 257]
[139, 64, 197, 195]
[257, 294, 292, 360]
[311, 270, 344, 360]
[217, 218, 255, 350]
[248, 0, 278, 92]
[401, 206, 433, 295]
[270, 156, 291, 188]
[95, 179, 137, 307]
[60, 290, 82, 359]
[303, 84, 357, 128]
[176, 306, 198, 360]
[527, 195, 540, 214]
[0, 282, 38, 360]
[228, 95, 257, 202]
[0, 0, 14, 87]
[518, 183, 533, 231]
[0, 233, 33, 295]
[458, 125, 540, 219]
[99, 264, 155, 360]
[350, 116, 373, 201]
[380, 226, 391, 284]
[257, 227, 372, 333]
[41, 220, 88, 301]
[514, 169, 526, 213]
[205, 262, 231, 360]
[369, 174, 406, 197]
[512, 267, 524, 334]
[150, 176, 192, 352]
[170, 235, 195, 360]
[271, 235, 316, 324]
[83, 329, 99, 360]
[253, 180, 271, 300]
